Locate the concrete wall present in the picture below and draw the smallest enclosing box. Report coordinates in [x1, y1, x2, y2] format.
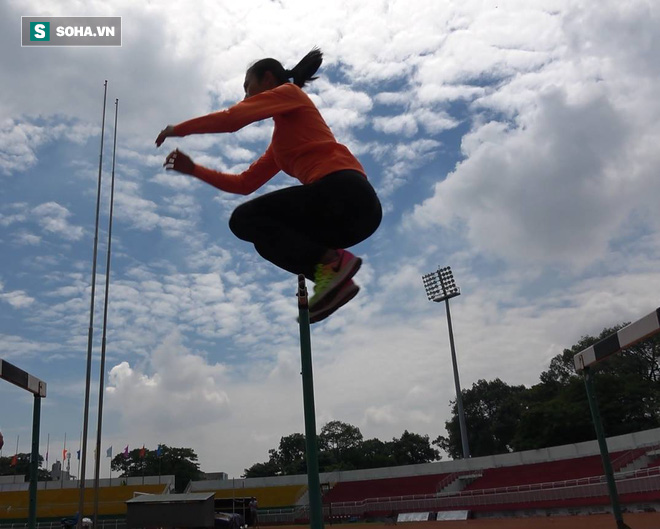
[194, 427, 660, 491]
[0, 475, 175, 492]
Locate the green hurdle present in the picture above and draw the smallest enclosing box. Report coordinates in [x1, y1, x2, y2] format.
[297, 275, 324, 529]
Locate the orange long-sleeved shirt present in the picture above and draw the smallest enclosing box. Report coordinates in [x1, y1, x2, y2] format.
[171, 83, 366, 195]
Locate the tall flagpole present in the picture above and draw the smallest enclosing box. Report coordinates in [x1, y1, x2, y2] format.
[45, 434, 50, 489]
[78, 80, 108, 528]
[93, 98, 119, 529]
[77, 431, 82, 486]
[62, 433, 67, 489]
[14, 436, 19, 484]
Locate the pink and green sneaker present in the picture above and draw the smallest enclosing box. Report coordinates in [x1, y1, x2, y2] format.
[308, 249, 361, 311]
[309, 279, 360, 324]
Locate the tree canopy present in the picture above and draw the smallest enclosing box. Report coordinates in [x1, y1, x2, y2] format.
[243, 421, 440, 478]
[111, 445, 201, 492]
[0, 453, 50, 481]
[437, 325, 660, 458]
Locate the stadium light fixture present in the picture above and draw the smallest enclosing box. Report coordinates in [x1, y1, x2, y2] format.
[422, 266, 470, 459]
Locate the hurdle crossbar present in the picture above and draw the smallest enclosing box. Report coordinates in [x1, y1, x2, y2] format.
[0, 359, 47, 397]
[573, 307, 660, 372]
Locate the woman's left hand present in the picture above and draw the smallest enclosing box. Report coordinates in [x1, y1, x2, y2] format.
[163, 149, 195, 175]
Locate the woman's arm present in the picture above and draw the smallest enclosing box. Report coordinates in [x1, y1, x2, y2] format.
[156, 84, 304, 145]
[163, 146, 280, 196]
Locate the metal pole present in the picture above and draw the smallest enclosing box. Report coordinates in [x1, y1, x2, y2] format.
[28, 395, 41, 529]
[93, 98, 119, 528]
[445, 298, 470, 459]
[297, 275, 324, 529]
[78, 80, 109, 528]
[583, 367, 630, 529]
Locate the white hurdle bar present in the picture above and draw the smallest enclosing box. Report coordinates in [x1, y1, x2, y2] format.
[574, 307, 660, 372]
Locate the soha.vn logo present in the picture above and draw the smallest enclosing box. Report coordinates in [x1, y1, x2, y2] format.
[30, 22, 50, 40]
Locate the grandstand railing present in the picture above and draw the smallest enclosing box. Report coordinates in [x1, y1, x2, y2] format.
[258, 466, 660, 523]
[0, 520, 126, 529]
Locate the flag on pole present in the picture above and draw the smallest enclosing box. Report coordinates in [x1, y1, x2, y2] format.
[77, 450, 81, 460]
[156, 444, 162, 457]
[139, 445, 146, 458]
[106, 446, 112, 458]
[10, 454, 17, 467]
[62, 448, 67, 461]
[123, 445, 129, 458]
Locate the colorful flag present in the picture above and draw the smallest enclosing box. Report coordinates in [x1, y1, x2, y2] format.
[139, 445, 146, 458]
[156, 445, 162, 457]
[106, 446, 112, 458]
[10, 455, 17, 467]
[62, 448, 67, 461]
[123, 445, 129, 458]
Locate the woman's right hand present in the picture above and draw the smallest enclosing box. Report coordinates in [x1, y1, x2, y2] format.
[163, 149, 195, 176]
[155, 125, 175, 147]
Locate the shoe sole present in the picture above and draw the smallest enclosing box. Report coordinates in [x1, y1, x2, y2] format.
[309, 282, 360, 324]
[309, 256, 362, 311]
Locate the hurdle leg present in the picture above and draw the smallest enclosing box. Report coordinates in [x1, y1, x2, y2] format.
[297, 275, 324, 529]
[29, 394, 41, 529]
[583, 367, 631, 529]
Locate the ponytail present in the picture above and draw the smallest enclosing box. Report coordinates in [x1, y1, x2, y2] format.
[247, 48, 323, 89]
[288, 48, 323, 88]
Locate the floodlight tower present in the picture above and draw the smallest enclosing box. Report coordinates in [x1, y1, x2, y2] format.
[422, 266, 470, 459]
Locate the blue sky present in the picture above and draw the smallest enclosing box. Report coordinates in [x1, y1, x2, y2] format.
[1, 0, 659, 479]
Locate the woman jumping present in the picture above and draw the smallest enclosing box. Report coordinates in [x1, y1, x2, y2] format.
[155, 49, 382, 323]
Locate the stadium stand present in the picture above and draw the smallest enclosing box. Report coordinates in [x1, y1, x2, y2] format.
[0, 482, 171, 520]
[462, 452, 628, 491]
[3, 430, 660, 525]
[322, 473, 450, 503]
[208, 484, 307, 508]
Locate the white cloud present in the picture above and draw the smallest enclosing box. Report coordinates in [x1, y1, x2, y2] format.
[0, 120, 49, 174]
[373, 114, 418, 137]
[32, 202, 84, 241]
[114, 180, 199, 240]
[406, 0, 660, 270]
[1, 290, 35, 309]
[106, 331, 231, 430]
[15, 233, 40, 245]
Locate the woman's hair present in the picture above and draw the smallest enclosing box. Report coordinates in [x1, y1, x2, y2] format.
[247, 48, 323, 89]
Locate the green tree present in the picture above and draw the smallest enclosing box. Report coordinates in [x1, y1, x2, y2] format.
[0, 453, 50, 480]
[111, 445, 200, 492]
[319, 420, 363, 465]
[243, 433, 308, 478]
[271, 433, 308, 475]
[436, 379, 527, 459]
[389, 431, 439, 465]
[242, 459, 280, 478]
[514, 326, 660, 450]
[438, 325, 660, 456]
[355, 438, 393, 469]
[243, 421, 441, 476]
